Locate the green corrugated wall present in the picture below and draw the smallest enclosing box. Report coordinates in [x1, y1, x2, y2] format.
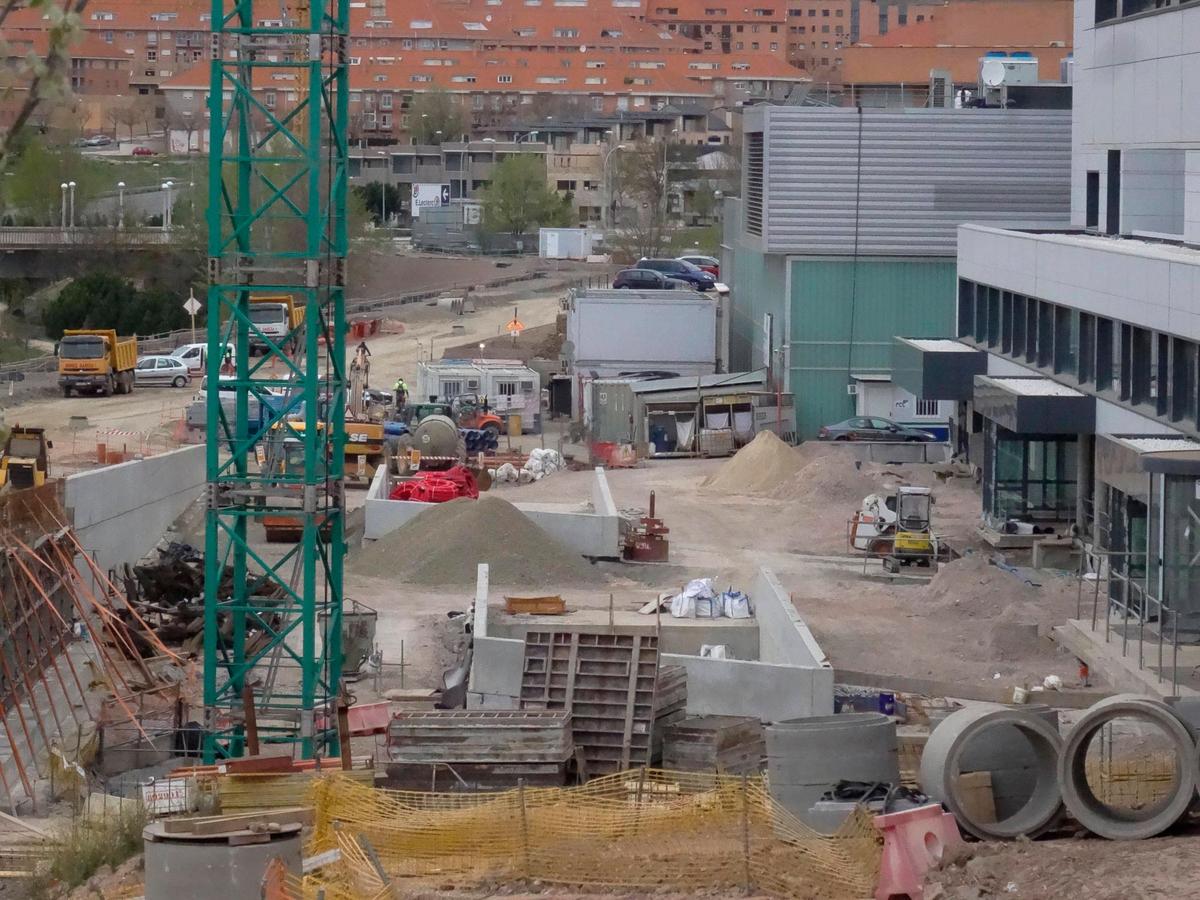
[726, 237, 786, 374]
[789, 258, 956, 438]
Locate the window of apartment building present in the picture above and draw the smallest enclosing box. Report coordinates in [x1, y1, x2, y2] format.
[556, 180, 577, 191]
[770, 24, 778, 31]
[751, 41, 759, 48]
[1053, 306, 1076, 375]
[498, 74, 512, 83]
[102, 30, 113, 41]
[821, 41, 828, 48]
[821, 23, 829, 31]
[264, 90, 276, 109]
[147, 49, 157, 60]
[836, 6, 843, 13]
[736, 24, 744, 31]
[1095, 317, 1114, 392]
[592, 95, 604, 110]
[916, 13, 924, 20]
[807, 8, 815, 15]
[735, 40, 744, 48]
[1085, 171, 1100, 229]
[770, 41, 778, 49]
[1106, 150, 1121, 235]
[752, 24, 760, 31]
[1171, 338, 1198, 424]
[379, 92, 392, 109]
[835, 24, 843, 32]
[822, 7, 830, 14]
[1078, 313, 1096, 384]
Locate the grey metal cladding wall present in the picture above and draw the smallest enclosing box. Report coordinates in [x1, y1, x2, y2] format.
[761, 108, 1072, 257]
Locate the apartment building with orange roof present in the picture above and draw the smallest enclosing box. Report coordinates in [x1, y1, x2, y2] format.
[641, 0, 790, 63]
[838, 0, 1073, 104]
[0, 31, 132, 131]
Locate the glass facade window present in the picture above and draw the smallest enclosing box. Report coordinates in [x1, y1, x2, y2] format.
[984, 423, 1078, 523]
[958, 278, 1200, 436]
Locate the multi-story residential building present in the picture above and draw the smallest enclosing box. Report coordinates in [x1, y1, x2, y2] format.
[721, 104, 1072, 439]
[838, 0, 1073, 106]
[0, 32, 132, 132]
[891, 0, 1200, 693]
[642, 0, 790, 64]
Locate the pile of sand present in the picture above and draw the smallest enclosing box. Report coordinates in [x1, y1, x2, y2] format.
[701, 431, 809, 494]
[350, 495, 603, 586]
[771, 453, 882, 505]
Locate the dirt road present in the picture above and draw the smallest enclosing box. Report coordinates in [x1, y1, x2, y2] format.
[1, 255, 584, 473]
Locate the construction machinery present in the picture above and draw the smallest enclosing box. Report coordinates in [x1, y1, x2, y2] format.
[58, 329, 137, 397]
[850, 485, 936, 572]
[403, 395, 504, 437]
[0, 427, 51, 489]
[343, 342, 386, 485]
[247, 294, 305, 355]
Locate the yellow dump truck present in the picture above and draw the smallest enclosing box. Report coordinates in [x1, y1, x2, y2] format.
[0, 426, 51, 489]
[249, 294, 305, 355]
[58, 329, 138, 397]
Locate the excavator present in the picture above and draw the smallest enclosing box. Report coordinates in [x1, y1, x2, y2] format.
[0, 427, 51, 490]
[850, 485, 937, 573]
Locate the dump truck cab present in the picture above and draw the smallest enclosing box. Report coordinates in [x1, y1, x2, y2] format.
[0, 427, 51, 490]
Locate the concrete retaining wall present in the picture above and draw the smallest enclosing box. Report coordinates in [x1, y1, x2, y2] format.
[468, 565, 525, 707]
[364, 466, 620, 558]
[662, 654, 835, 720]
[65, 446, 205, 585]
[753, 569, 830, 668]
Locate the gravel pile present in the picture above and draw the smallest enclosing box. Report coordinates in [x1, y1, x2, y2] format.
[350, 495, 603, 587]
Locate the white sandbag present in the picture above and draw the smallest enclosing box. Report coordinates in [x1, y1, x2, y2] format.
[722, 590, 751, 619]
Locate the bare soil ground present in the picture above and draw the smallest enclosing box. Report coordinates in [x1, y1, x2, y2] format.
[508, 452, 1089, 689]
[1, 253, 592, 475]
[926, 828, 1200, 899]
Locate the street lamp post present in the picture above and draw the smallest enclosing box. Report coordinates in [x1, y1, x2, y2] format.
[117, 181, 126, 229]
[60, 182, 68, 230]
[161, 180, 174, 230]
[602, 143, 627, 231]
[68, 181, 76, 228]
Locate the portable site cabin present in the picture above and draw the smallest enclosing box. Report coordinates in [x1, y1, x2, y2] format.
[587, 371, 796, 457]
[414, 359, 542, 431]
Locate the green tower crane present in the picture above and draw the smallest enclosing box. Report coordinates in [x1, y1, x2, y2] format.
[202, 0, 349, 761]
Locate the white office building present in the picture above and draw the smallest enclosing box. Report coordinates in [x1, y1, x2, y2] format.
[895, 0, 1200, 693]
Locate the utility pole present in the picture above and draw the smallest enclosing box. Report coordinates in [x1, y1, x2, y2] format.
[202, 0, 348, 761]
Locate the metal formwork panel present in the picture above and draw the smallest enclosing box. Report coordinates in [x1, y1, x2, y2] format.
[519, 631, 659, 775]
[202, 0, 349, 760]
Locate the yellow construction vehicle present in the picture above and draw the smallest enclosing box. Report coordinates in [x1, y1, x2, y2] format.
[850, 484, 936, 573]
[0, 426, 52, 489]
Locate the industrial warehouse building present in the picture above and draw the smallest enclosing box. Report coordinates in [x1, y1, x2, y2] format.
[720, 103, 1072, 438]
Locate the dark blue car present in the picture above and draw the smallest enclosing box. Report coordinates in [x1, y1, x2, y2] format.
[635, 257, 717, 291]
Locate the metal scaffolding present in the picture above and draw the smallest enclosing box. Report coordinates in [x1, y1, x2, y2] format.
[203, 0, 348, 760]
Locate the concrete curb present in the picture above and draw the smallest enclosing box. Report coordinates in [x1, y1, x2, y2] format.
[1058, 694, 1198, 840]
[919, 705, 1063, 840]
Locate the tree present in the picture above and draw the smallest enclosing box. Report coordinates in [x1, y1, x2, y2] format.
[610, 140, 674, 260]
[42, 272, 189, 338]
[351, 182, 404, 226]
[481, 155, 569, 236]
[4, 137, 99, 226]
[408, 90, 466, 145]
[0, 0, 91, 174]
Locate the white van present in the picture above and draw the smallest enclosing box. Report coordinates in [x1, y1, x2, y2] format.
[171, 343, 232, 374]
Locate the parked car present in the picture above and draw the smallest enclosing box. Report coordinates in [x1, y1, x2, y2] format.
[76, 135, 112, 148]
[134, 355, 191, 388]
[635, 258, 717, 290]
[170, 342, 233, 374]
[612, 268, 689, 290]
[131, 146, 155, 156]
[817, 417, 937, 442]
[677, 255, 720, 278]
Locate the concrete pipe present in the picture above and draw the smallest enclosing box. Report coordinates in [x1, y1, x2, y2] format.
[919, 705, 1062, 840]
[1058, 694, 1198, 841]
[765, 713, 899, 830]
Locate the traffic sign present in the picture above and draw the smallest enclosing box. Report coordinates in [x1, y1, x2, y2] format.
[183, 295, 202, 316]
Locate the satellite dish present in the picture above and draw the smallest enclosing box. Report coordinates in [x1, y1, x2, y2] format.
[980, 58, 1006, 88]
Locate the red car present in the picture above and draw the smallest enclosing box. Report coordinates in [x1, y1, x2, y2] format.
[131, 146, 156, 156]
[677, 255, 719, 278]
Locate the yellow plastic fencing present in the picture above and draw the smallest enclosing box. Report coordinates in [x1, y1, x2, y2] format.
[281, 770, 882, 899]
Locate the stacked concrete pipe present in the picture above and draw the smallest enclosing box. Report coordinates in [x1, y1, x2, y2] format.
[1058, 694, 1198, 840]
[919, 705, 1063, 840]
[765, 713, 899, 831]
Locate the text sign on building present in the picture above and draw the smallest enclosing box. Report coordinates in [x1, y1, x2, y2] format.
[411, 183, 450, 218]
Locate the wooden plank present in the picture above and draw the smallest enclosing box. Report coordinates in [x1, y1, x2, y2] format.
[504, 595, 566, 615]
[162, 806, 312, 836]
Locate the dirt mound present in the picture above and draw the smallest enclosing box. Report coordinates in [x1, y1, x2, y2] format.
[770, 452, 883, 505]
[350, 495, 603, 587]
[927, 554, 1037, 609]
[701, 431, 810, 494]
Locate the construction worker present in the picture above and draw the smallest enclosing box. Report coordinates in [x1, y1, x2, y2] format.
[393, 376, 408, 410]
